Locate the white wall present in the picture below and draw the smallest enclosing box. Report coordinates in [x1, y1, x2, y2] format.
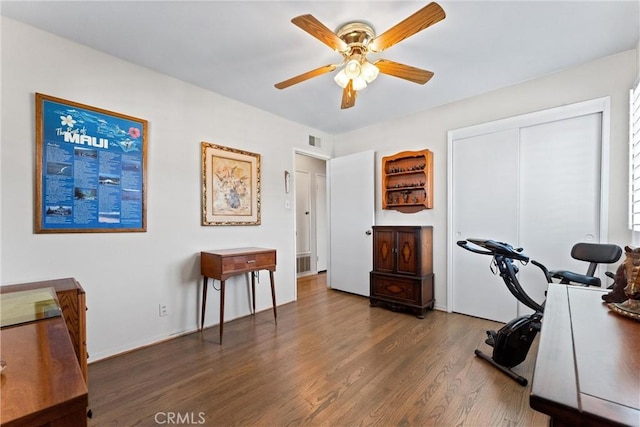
[0, 17, 334, 360]
[334, 49, 637, 310]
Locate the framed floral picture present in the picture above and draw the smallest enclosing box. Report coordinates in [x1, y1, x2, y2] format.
[201, 142, 261, 226]
[35, 93, 148, 233]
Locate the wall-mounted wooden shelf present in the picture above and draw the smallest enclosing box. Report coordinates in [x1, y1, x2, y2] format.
[382, 149, 433, 213]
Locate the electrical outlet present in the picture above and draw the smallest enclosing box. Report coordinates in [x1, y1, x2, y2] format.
[159, 304, 168, 317]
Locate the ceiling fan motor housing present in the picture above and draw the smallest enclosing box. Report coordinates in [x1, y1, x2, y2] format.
[336, 22, 376, 56]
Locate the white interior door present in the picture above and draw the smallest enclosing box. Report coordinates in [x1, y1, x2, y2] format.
[316, 174, 327, 272]
[329, 151, 375, 296]
[451, 129, 520, 322]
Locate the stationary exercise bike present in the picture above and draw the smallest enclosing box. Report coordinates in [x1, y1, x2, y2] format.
[457, 239, 548, 386]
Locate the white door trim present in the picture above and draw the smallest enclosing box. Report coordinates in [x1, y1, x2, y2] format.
[446, 96, 611, 313]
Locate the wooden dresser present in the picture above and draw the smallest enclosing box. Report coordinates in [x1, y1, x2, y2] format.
[1, 278, 87, 382]
[369, 226, 434, 318]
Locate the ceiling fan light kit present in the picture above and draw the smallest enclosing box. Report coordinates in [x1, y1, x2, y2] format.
[275, 2, 446, 109]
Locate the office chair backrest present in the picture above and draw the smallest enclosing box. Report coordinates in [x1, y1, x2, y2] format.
[570, 243, 623, 276]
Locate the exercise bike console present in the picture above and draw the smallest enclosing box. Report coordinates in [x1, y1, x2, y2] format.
[457, 239, 529, 262]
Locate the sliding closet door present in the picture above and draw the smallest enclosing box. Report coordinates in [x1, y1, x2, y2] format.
[517, 113, 602, 311]
[451, 129, 520, 322]
[450, 109, 604, 323]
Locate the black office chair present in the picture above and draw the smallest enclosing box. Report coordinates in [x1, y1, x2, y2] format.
[548, 243, 622, 287]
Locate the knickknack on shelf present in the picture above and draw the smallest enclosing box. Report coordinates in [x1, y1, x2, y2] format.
[382, 149, 433, 213]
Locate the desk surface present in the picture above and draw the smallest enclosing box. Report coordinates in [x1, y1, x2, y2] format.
[530, 284, 640, 427]
[1, 316, 88, 427]
[202, 247, 276, 256]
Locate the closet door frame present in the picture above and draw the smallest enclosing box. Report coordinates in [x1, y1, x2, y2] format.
[446, 97, 611, 314]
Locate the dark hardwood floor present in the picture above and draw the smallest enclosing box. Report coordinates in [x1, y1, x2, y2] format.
[88, 273, 548, 426]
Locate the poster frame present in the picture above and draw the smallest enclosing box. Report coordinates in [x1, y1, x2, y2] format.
[35, 93, 148, 233]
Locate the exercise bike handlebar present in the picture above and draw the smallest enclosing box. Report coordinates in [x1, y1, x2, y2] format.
[457, 239, 529, 262]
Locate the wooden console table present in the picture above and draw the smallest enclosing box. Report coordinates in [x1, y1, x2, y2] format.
[1, 288, 88, 427]
[200, 247, 277, 343]
[530, 284, 640, 426]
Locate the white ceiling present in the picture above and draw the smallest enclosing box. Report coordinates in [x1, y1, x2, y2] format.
[2, 1, 638, 134]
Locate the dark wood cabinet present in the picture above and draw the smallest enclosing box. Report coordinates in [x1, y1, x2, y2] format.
[370, 226, 434, 318]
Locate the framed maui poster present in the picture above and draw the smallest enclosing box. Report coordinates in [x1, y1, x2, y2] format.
[201, 142, 261, 226]
[35, 93, 148, 233]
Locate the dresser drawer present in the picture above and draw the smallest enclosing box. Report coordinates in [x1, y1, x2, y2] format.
[371, 273, 418, 304]
[370, 272, 434, 309]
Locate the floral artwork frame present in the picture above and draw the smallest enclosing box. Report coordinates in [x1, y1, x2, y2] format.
[35, 93, 147, 233]
[201, 142, 261, 226]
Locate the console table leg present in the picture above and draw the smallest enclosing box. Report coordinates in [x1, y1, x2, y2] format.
[219, 280, 225, 344]
[251, 272, 256, 315]
[201, 277, 208, 331]
[269, 270, 277, 324]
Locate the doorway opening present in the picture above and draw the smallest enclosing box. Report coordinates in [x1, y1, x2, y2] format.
[294, 152, 328, 281]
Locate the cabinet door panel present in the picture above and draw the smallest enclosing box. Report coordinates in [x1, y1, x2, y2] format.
[373, 229, 395, 273]
[396, 230, 419, 275]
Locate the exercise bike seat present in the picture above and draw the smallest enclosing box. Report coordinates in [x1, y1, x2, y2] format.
[550, 270, 601, 286]
[549, 242, 622, 287]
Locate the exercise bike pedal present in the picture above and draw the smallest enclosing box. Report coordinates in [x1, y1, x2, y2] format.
[485, 330, 497, 347]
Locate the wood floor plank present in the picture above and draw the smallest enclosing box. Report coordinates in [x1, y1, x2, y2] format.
[87, 273, 549, 426]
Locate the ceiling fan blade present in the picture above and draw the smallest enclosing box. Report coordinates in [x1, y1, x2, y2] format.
[341, 80, 356, 109]
[370, 2, 445, 53]
[375, 59, 434, 84]
[291, 14, 348, 52]
[274, 64, 338, 89]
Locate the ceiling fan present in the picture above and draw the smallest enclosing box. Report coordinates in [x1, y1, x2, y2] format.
[274, 2, 446, 109]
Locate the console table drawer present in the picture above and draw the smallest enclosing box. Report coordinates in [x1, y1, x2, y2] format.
[201, 247, 276, 280]
[221, 252, 276, 273]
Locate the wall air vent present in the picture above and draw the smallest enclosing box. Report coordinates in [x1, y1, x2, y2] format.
[308, 135, 321, 147]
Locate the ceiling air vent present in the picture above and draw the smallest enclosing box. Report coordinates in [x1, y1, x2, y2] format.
[308, 135, 321, 148]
